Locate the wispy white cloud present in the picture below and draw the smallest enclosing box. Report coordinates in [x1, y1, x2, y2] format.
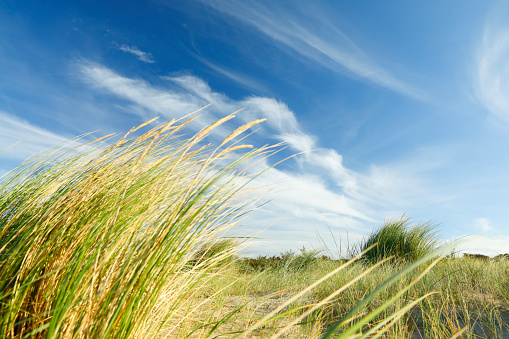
[77, 61, 450, 253]
[473, 217, 494, 233]
[0, 111, 69, 162]
[195, 0, 424, 99]
[475, 19, 509, 121]
[198, 57, 269, 94]
[252, 162, 371, 222]
[79, 62, 319, 148]
[117, 44, 155, 63]
[80, 63, 203, 118]
[78, 62, 374, 212]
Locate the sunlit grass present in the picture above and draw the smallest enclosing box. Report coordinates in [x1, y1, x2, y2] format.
[1, 113, 504, 338]
[0, 113, 273, 338]
[210, 251, 508, 338]
[358, 217, 440, 264]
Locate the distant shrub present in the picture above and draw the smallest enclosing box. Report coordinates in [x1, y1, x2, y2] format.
[463, 253, 490, 260]
[360, 218, 439, 264]
[0, 116, 270, 338]
[494, 253, 509, 261]
[283, 247, 321, 272]
[238, 247, 322, 272]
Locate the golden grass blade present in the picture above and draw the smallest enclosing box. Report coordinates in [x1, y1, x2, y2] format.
[219, 118, 266, 147]
[241, 244, 378, 338]
[0, 140, 21, 156]
[271, 257, 391, 338]
[89, 133, 116, 144]
[366, 292, 437, 339]
[194, 114, 236, 143]
[449, 325, 468, 339]
[324, 254, 444, 338]
[171, 115, 200, 134]
[128, 116, 160, 135]
[182, 102, 212, 119]
[217, 145, 253, 158]
[115, 116, 160, 146]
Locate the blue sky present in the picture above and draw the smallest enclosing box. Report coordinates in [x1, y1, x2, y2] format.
[2, 0, 509, 256]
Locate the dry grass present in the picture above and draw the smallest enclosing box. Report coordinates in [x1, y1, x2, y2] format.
[0, 115, 276, 338]
[0, 113, 488, 338]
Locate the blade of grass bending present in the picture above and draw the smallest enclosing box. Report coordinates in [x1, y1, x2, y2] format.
[22, 323, 50, 338]
[314, 223, 334, 259]
[449, 325, 468, 339]
[365, 292, 436, 339]
[117, 116, 159, 144]
[207, 306, 247, 338]
[348, 256, 441, 333]
[321, 250, 445, 338]
[240, 244, 378, 338]
[219, 118, 265, 147]
[271, 258, 391, 338]
[330, 256, 442, 338]
[183, 301, 249, 338]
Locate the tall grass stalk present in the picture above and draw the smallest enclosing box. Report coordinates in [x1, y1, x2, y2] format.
[0, 114, 271, 338]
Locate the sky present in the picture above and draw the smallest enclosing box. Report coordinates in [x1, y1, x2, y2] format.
[1, 0, 509, 256]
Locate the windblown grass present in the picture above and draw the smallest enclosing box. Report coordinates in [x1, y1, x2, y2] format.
[0, 113, 482, 338]
[212, 250, 508, 338]
[359, 217, 440, 264]
[0, 114, 272, 338]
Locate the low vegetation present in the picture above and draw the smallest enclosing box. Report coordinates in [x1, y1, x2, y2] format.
[231, 249, 509, 338]
[0, 116, 507, 338]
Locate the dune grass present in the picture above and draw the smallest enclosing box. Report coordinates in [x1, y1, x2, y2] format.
[0, 114, 275, 338]
[211, 251, 508, 338]
[359, 217, 440, 264]
[1, 114, 503, 338]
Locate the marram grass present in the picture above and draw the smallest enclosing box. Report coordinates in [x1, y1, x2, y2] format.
[0, 113, 460, 338]
[359, 217, 440, 264]
[0, 114, 273, 338]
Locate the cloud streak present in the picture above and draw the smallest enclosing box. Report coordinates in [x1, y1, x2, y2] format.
[0, 111, 69, 162]
[117, 44, 155, 63]
[195, 0, 424, 99]
[198, 57, 269, 94]
[475, 20, 509, 121]
[77, 62, 375, 224]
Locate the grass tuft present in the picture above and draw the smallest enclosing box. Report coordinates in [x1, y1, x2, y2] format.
[0, 115, 274, 338]
[359, 217, 440, 264]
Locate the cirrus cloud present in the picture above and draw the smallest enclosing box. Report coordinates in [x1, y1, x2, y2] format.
[475, 19, 509, 121]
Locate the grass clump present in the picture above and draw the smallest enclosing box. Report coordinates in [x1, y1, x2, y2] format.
[360, 217, 440, 264]
[1, 111, 488, 338]
[0, 114, 271, 338]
